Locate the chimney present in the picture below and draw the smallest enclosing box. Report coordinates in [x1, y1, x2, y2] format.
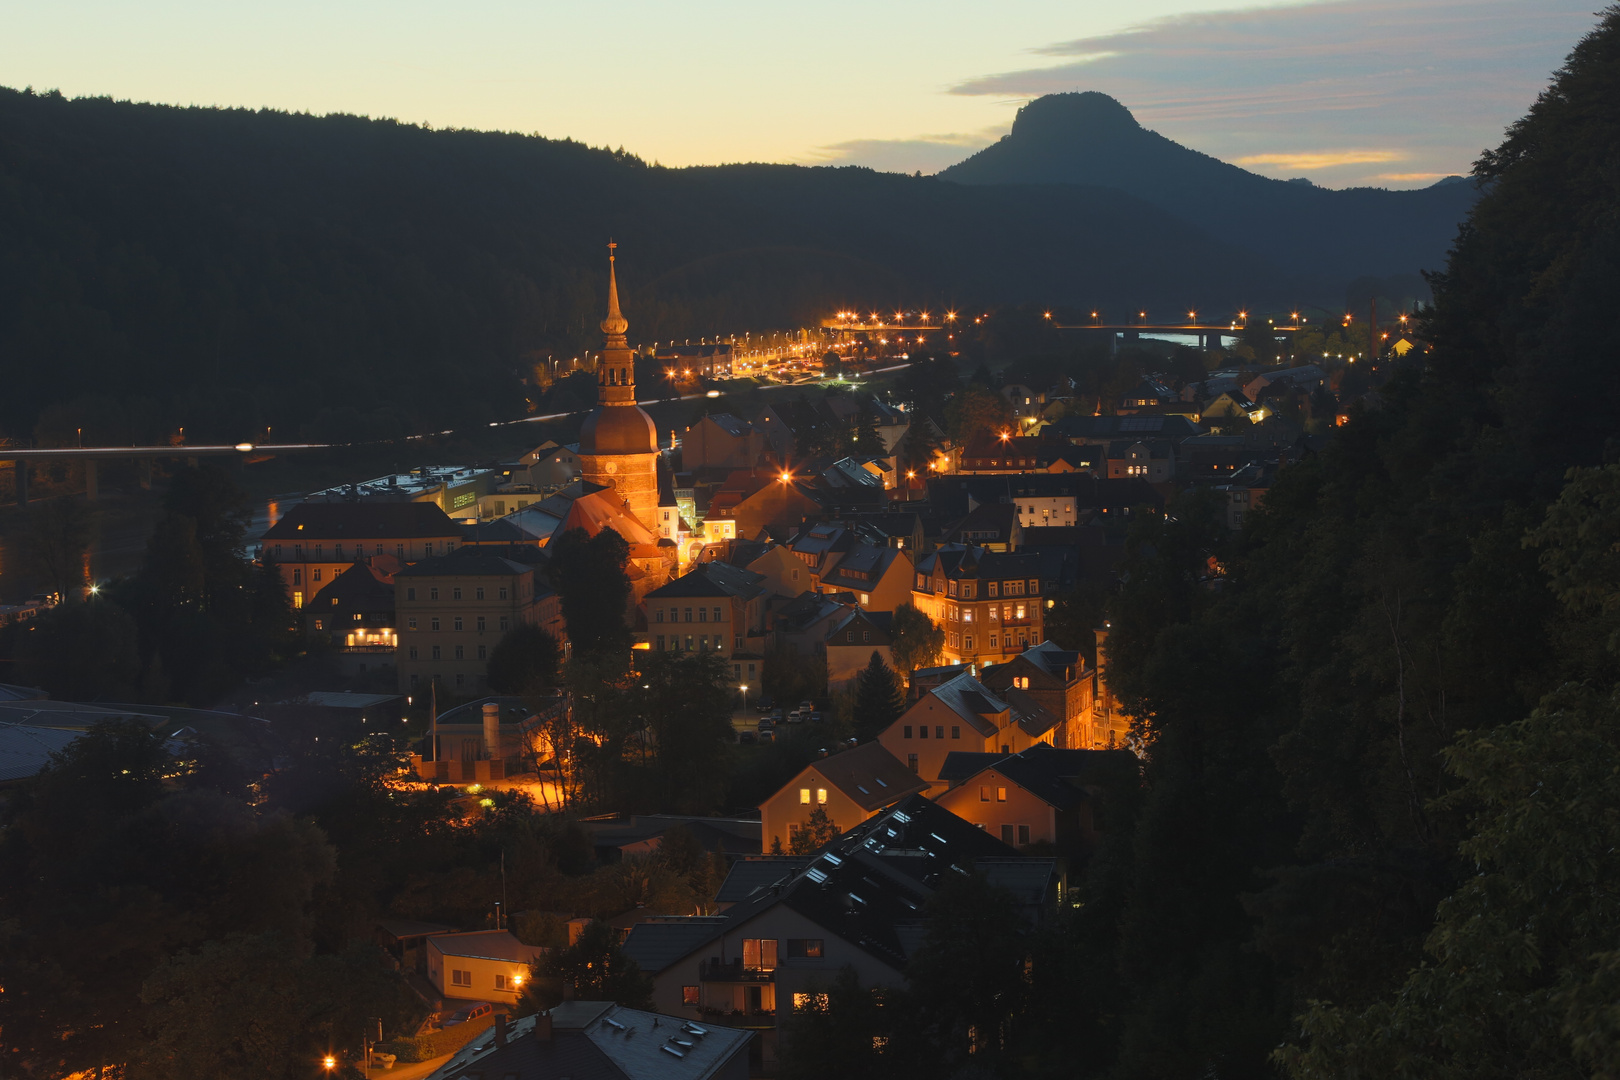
[494, 1013, 508, 1047]
[536, 1011, 553, 1042]
[482, 701, 500, 760]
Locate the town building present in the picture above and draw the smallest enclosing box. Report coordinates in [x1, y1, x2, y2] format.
[875, 670, 1059, 793]
[424, 929, 545, 1005]
[1105, 440, 1176, 483]
[957, 430, 1065, 474]
[758, 741, 926, 853]
[305, 560, 398, 676]
[303, 465, 498, 518]
[936, 744, 1139, 852]
[980, 640, 1094, 749]
[644, 561, 769, 678]
[395, 552, 552, 695]
[824, 609, 894, 691]
[259, 502, 464, 610]
[683, 413, 770, 471]
[912, 546, 1046, 667]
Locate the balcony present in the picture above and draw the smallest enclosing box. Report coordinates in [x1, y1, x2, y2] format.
[698, 1006, 777, 1030]
[700, 958, 776, 982]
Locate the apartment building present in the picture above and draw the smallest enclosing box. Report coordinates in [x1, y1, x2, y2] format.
[395, 552, 546, 694]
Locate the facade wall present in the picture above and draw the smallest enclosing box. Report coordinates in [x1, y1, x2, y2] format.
[827, 643, 893, 692]
[266, 533, 459, 609]
[759, 763, 875, 852]
[647, 593, 759, 661]
[396, 573, 539, 694]
[686, 419, 766, 471]
[748, 546, 809, 598]
[426, 941, 542, 1005]
[936, 770, 1059, 847]
[578, 450, 660, 526]
[912, 582, 1044, 669]
[877, 696, 980, 794]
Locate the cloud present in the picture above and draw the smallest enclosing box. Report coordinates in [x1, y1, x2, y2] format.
[945, 0, 1596, 187]
[1235, 150, 1402, 170]
[802, 129, 1003, 174]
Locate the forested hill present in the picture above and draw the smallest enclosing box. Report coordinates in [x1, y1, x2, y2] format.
[939, 91, 1479, 296]
[0, 88, 1280, 445]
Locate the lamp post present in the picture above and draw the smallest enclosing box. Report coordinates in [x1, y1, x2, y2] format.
[740, 683, 749, 711]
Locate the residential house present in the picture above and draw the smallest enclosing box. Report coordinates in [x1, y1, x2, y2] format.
[824, 609, 894, 691]
[511, 439, 583, 488]
[957, 430, 1066, 474]
[305, 559, 399, 675]
[816, 542, 914, 612]
[425, 930, 545, 1005]
[1117, 376, 1177, 413]
[940, 502, 1021, 551]
[423, 1002, 753, 1080]
[1214, 461, 1278, 530]
[979, 641, 1094, 749]
[622, 796, 1048, 1074]
[1202, 391, 1270, 428]
[1105, 440, 1176, 483]
[935, 744, 1136, 850]
[684, 414, 769, 471]
[1051, 414, 1204, 446]
[744, 543, 811, 599]
[758, 741, 927, 853]
[259, 502, 464, 610]
[769, 591, 851, 660]
[912, 546, 1045, 667]
[876, 671, 1059, 792]
[395, 552, 547, 695]
[706, 470, 821, 540]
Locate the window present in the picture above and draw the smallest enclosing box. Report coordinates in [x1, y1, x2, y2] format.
[431, 617, 441, 631]
[979, 785, 991, 802]
[935, 726, 944, 739]
[952, 726, 961, 739]
[1018, 824, 1031, 845]
[698, 607, 707, 623]
[908, 753, 918, 772]
[816, 788, 827, 804]
[786, 938, 824, 959]
[997, 787, 1008, 802]
[499, 616, 510, 631]
[313, 618, 324, 631]
[311, 568, 322, 583]
[451, 587, 463, 601]
[397, 544, 405, 558]
[860, 593, 870, 605]
[455, 674, 464, 687]
[408, 617, 418, 629]
[903, 725, 912, 738]
[454, 617, 464, 631]
[477, 645, 487, 660]
[431, 645, 441, 660]
[475, 587, 485, 600]
[964, 635, 974, 650]
[656, 609, 665, 623]
[656, 635, 665, 650]
[742, 938, 778, 972]
[988, 581, 998, 597]
[352, 612, 362, 621]
[919, 725, 928, 739]
[494, 973, 513, 991]
[685, 635, 694, 650]
[334, 544, 343, 559]
[429, 587, 439, 601]
[409, 646, 418, 659]
[454, 645, 464, 660]
[793, 992, 829, 1011]
[498, 587, 508, 600]
[682, 985, 700, 1006]
[292, 568, 303, 586]
[1001, 824, 1016, 845]
[799, 788, 811, 804]
[684, 607, 693, 623]
[451, 969, 472, 987]
[713, 607, 722, 622]
[1029, 579, 1040, 594]
[962, 609, 974, 623]
[407, 587, 416, 601]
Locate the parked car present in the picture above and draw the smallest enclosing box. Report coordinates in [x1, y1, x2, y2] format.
[443, 1003, 493, 1027]
[786, 709, 804, 724]
[758, 727, 777, 743]
[757, 717, 775, 731]
[798, 700, 815, 713]
[770, 709, 785, 723]
[755, 696, 775, 714]
[739, 730, 757, 745]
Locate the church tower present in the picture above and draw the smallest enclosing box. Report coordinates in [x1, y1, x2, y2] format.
[576, 243, 660, 526]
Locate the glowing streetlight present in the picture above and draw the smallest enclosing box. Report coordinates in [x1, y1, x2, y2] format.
[323, 1056, 337, 1072]
[945, 310, 957, 322]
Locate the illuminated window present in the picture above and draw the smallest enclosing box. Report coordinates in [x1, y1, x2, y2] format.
[799, 788, 811, 804]
[997, 787, 1007, 801]
[816, 788, 827, 804]
[786, 938, 823, 959]
[742, 938, 778, 972]
[292, 591, 303, 609]
[352, 612, 362, 621]
[793, 992, 828, 1011]
[682, 986, 700, 1006]
[313, 618, 324, 631]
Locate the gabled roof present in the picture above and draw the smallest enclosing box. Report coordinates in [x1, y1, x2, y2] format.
[1004, 687, 1062, 738]
[713, 857, 810, 905]
[825, 607, 894, 646]
[819, 542, 904, 589]
[772, 591, 850, 634]
[699, 413, 756, 438]
[426, 929, 543, 963]
[806, 741, 929, 812]
[940, 744, 1139, 806]
[645, 561, 766, 601]
[261, 501, 461, 541]
[925, 671, 1012, 738]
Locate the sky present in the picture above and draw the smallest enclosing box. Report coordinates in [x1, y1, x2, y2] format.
[1, 0, 1599, 188]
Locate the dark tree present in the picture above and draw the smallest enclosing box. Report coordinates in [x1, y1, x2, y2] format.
[534, 919, 653, 1009]
[852, 652, 904, 741]
[486, 623, 563, 695]
[547, 528, 633, 660]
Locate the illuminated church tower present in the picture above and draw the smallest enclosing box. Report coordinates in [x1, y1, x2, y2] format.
[576, 242, 660, 526]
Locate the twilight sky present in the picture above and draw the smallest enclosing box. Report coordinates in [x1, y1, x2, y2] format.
[1, 0, 1598, 188]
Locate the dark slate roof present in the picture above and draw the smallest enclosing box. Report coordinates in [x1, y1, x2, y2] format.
[621, 918, 734, 974]
[1052, 414, 1204, 441]
[460, 518, 538, 543]
[1004, 687, 1062, 738]
[645, 561, 766, 601]
[941, 744, 1140, 808]
[261, 500, 461, 541]
[714, 857, 810, 905]
[811, 741, 930, 812]
[702, 413, 756, 438]
[307, 560, 395, 609]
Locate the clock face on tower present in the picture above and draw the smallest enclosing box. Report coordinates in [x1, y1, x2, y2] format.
[605, 461, 619, 474]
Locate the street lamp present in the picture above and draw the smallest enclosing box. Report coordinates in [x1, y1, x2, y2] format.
[323, 1055, 337, 1072]
[740, 683, 749, 710]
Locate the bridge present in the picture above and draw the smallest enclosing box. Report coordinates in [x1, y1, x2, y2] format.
[0, 442, 327, 506]
[1055, 321, 1304, 348]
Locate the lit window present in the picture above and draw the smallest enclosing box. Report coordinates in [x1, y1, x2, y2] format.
[313, 618, 324, 631]
[742, 938, 778, 972]
[800, 788, 811, 804]
[682, 985, 699, 1006]
[352, 612, 362, 621]
[997, 787, 1007, 802]
[816, 788, 827, 804]
[979, 786, 990, 802]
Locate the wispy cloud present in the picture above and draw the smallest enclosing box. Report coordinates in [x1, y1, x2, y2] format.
[945, 0, 1594, 187]
[1235, 149, 1402, 170]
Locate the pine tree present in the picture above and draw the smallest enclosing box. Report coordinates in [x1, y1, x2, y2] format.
[852, 652, 904, 741]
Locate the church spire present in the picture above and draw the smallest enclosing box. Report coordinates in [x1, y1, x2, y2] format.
[601, 240, 629, 339]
